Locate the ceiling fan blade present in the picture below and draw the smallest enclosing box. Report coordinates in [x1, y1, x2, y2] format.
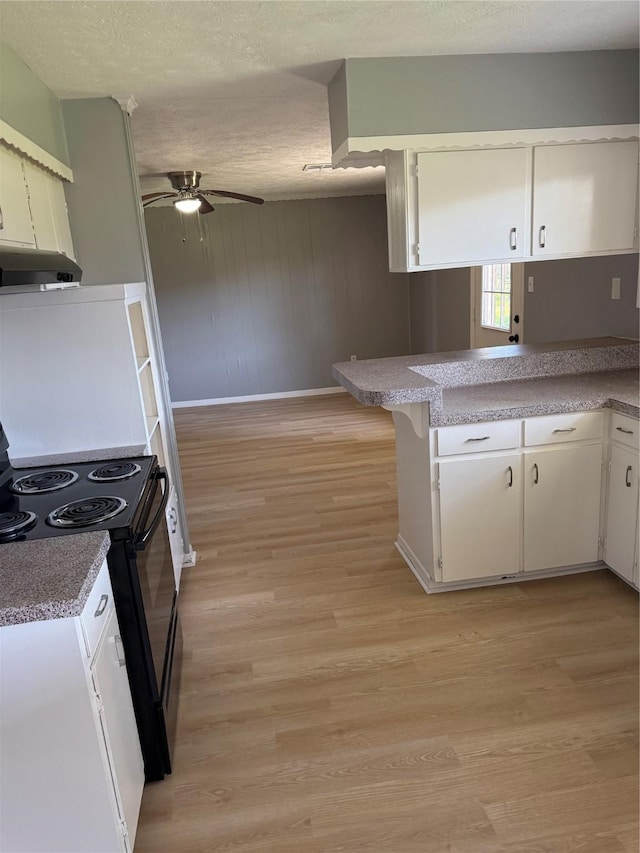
[141, 192, 176, 207]
[201, 190, 264, 205]
[196, 195, 215, 214]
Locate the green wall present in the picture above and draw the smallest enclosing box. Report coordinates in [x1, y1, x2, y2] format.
[0, 41, 69, 165]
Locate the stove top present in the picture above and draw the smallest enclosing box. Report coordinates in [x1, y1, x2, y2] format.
[0, 456, 156, 542]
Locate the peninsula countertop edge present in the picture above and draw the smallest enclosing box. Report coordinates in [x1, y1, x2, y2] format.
[332, 338, 640, 424]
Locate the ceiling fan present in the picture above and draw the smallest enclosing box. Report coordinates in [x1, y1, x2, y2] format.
[141, 171, 264, 214]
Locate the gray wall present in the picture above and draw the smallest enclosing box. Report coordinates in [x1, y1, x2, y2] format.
[329, 51, 639, 146]
[409, 254, 639, 354]
[524, 254, 639, 343]
[0, 41, 69, 165]
[410, 268, 471, 354]
[144, 196, 411, 402]
[61, 98, 146, 285]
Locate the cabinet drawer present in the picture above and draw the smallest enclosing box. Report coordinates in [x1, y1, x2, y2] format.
[524, 411, 604, 446]
[610, 412, 640, 452]
[80, 559, 114, 657]
[436, 420, 520, 456]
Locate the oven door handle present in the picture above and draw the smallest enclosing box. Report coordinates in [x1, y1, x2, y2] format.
[135, 468, 169, 550]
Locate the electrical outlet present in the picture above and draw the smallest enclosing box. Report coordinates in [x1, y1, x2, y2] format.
[350, 354, 357, 361]
[527, 276, 534, 293]
[611, 277, 621, 300]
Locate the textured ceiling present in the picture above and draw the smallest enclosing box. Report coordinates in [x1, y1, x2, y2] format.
[1, 1, 638, 200]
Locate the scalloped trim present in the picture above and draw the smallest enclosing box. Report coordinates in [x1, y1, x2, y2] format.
[0, 120, 73, 181]
[333, 125, 640, 166]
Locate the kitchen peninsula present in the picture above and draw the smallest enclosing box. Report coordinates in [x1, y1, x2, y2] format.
[333, 338, 640, 593]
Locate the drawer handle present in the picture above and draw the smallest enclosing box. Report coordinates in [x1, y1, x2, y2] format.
[552, 427, 576, 433]
[626, 465, 632, 488]
[533, 463, 539, 485]
[508, 465, 513, 487]
[94, 594, 109, 618]
[114, 634, 126, 667]
[465, 436, 491, 442]
[616, 426, 634, 435]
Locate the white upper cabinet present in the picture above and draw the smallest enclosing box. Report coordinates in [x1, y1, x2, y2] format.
[0, 146, 36, 247]
[386, 138, 639, 272]
[417, 148, 529, 266]
[0, 144, 75, 257]
[23, 159, 75, 257]
[532, 141, 639, 257]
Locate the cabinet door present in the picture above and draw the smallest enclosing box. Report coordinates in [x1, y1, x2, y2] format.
[439, 454, 521, 582]
[417, 148, 529, 266]
[92, 608, 144, 850]
[604, 446, 639, 583]
[0, 146, 36, 246]
[524, 444, 602, 572]
[23, 160, 75, 257]
[532, 141, 639, 256]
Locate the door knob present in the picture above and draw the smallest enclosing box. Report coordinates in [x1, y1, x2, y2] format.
[508, 334, 519, 343]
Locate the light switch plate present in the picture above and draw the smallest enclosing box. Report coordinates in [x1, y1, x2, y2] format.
[611, 277, 621, 300]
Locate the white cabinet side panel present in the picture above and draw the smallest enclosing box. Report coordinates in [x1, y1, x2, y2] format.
[0, 300, 146, 457]
[393, 410, 434, 577]
[385, 151, 410, 271]
[0, 620, 121, 853]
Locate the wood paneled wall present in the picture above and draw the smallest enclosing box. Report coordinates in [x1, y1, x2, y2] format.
[145, 196, 411, 403]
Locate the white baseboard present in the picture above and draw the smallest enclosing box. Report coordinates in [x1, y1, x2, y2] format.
[172, 386, 347, 408]
[395, 537, 605, 594]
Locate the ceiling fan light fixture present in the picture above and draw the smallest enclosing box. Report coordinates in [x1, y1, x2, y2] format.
[173, 192, 202, 213]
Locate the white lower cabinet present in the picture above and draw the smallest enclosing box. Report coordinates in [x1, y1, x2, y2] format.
[523, 444, 603, 572]
[603, 411, 640, 589]
[0, 561, 144, 853]
[394, 408, 610, 591]
[439, 454, 521, 582]
[604, 446, 639, 584]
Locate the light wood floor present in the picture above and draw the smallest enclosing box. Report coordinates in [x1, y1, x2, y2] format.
[134, 394, 639, 853]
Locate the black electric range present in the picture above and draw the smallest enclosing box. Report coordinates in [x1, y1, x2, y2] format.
[0, 423, 181, 782]
[0, 456, 157, 542]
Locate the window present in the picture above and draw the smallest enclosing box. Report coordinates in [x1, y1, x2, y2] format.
[481, 264, 512, 331]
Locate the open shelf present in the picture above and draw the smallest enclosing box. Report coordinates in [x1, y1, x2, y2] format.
[127, 300, 149, 360]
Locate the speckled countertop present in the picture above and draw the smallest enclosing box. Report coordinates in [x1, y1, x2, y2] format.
[333, 337, 639, 425]
[11, 445, 147, 468]
[0, 447, 145, 628]
[0, 532, 110, 627]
